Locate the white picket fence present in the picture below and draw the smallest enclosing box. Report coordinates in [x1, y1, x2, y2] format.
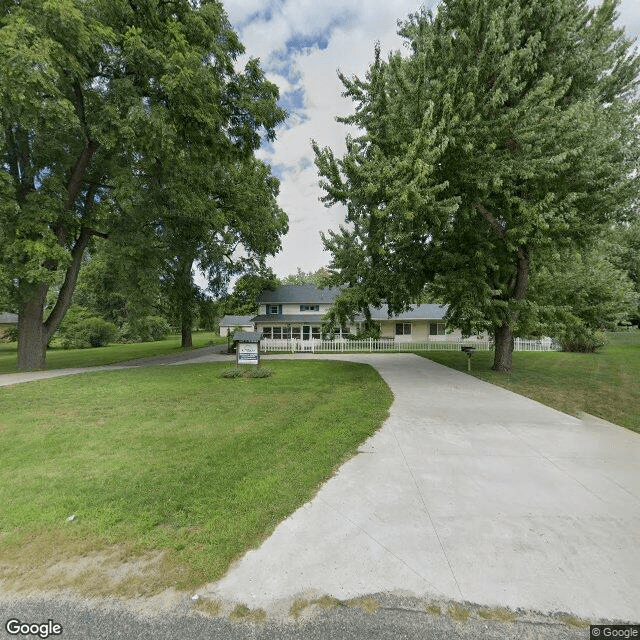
[260, 337, 560, 353]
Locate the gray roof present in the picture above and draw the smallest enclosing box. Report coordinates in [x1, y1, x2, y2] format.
[233, 331, 263, 343]
[252, 314, 325, 324]
[220, 315, 254, 326]
[0, 312, 18, 324]
[258, 285, 342, 304]
[368, 304, 448, 321]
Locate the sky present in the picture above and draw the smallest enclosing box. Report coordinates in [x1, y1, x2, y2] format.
[221, 0, 640, 280]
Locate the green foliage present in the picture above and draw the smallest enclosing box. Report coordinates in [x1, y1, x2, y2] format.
[314, 0, 640, 371]
[119, 316, 170, 344]
[1, 325, 18, 343]
[196, 298, 221, 332]
[557, 324, 606, 353]
[606, 218, 640, 325]
[531, 243, 639, 339]
[0, 0, 287, 369]
[220, 367, 245, 378]
[223, 269, 280, 315]
[281, 267, 332, 287]
[58, 307, 118, 349]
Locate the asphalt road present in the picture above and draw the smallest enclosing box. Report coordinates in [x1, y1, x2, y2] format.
[0, 592, 593, 640]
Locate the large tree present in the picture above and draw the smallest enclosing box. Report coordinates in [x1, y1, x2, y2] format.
[0, 0, 285, 369]
[314, 0, 640, 371]
[156, 157, 288, 347]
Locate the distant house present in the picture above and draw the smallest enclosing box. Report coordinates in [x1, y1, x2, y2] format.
[0, 313, 18, 339]
[251, 285, 474, 344]
[219, 315, 255, 337]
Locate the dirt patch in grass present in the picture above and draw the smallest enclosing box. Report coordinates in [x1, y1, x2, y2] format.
[0, 537, 185, 599]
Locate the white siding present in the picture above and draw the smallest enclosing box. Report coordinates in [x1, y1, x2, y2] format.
[379, 320, 466, 341]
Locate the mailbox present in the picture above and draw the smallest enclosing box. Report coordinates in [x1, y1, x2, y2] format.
[461, 346, 476, 371]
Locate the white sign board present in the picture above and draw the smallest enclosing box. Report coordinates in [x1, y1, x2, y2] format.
[237, 342, 259, 365]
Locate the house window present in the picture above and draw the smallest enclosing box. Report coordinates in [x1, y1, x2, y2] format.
[311, 326, 321, 338]
[292, 326, 301, 339]
[272, 327, 282, 339]
[395, 323, 411, 336]
[300, 304, 320, 312]
[262, 327, 272, 339]
[430, 322, 445, 336]
[282, 326, 291, 339]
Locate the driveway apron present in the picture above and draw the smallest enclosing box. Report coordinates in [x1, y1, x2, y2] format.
[205, 353, 640, 622]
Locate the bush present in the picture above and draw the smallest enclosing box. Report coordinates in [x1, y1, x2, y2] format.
[558, 326, 606, 353]
[220, 367, 273, 379]
[119, 316, 170, 343]
[59, 314, 118, 349]
[1, 325, 18, 343]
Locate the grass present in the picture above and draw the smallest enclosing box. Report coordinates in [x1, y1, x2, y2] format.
[415, 330, 640, 433]
[0, 360, 392, 596]
[0, 331, 226, 374]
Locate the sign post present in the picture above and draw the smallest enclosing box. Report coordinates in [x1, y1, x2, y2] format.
[233, 332, 263, 367]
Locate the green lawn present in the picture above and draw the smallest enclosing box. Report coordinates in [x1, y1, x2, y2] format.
[415, 330, 640, 434]
[0, 331, 226, 374]
[0, 360, 392, 596]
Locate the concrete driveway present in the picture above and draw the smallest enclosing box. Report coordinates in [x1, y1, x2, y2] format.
[204, 353, 640, 623]
[1, 349, 638, 626]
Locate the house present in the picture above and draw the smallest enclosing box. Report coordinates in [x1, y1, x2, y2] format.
[251, 285, 470, 343]
[0, 312, 18, 338]
[369, 304, 464, 342]
[252, 285, 348, 341]
[219, 315, 255, 337]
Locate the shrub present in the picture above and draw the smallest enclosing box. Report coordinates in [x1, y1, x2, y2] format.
[220, 367, 273, 379]
[249, 367, 273, 378]
[119, 316, 170, 343]
[558, 326, 606, 353]
[220, 367, 245, 378]
[59, 314, 118, 349]
[1, 325, 18, 343]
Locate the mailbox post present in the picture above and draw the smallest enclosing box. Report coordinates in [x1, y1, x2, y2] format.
[233, 332, 263, 367]
[461, 346, 476, 372]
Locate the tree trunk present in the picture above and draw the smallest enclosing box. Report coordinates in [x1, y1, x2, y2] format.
[17, 284, 49, 371]
[16, 227, 101, 371]
[493, 322, 514, 372]
[181, 318, 192, 348]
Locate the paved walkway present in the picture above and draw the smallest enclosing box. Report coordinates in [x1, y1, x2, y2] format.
[1, 349, 638, 623]
[0, 346, 232, 387]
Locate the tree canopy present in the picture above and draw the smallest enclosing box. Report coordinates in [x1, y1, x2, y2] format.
[0, 0, 287, 369]
[314, 0, 640, 370]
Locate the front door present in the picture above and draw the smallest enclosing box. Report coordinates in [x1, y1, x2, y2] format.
[302, 325, 311, 341]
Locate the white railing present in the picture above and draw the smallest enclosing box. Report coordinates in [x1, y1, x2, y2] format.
[260, 337, 560, 353]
